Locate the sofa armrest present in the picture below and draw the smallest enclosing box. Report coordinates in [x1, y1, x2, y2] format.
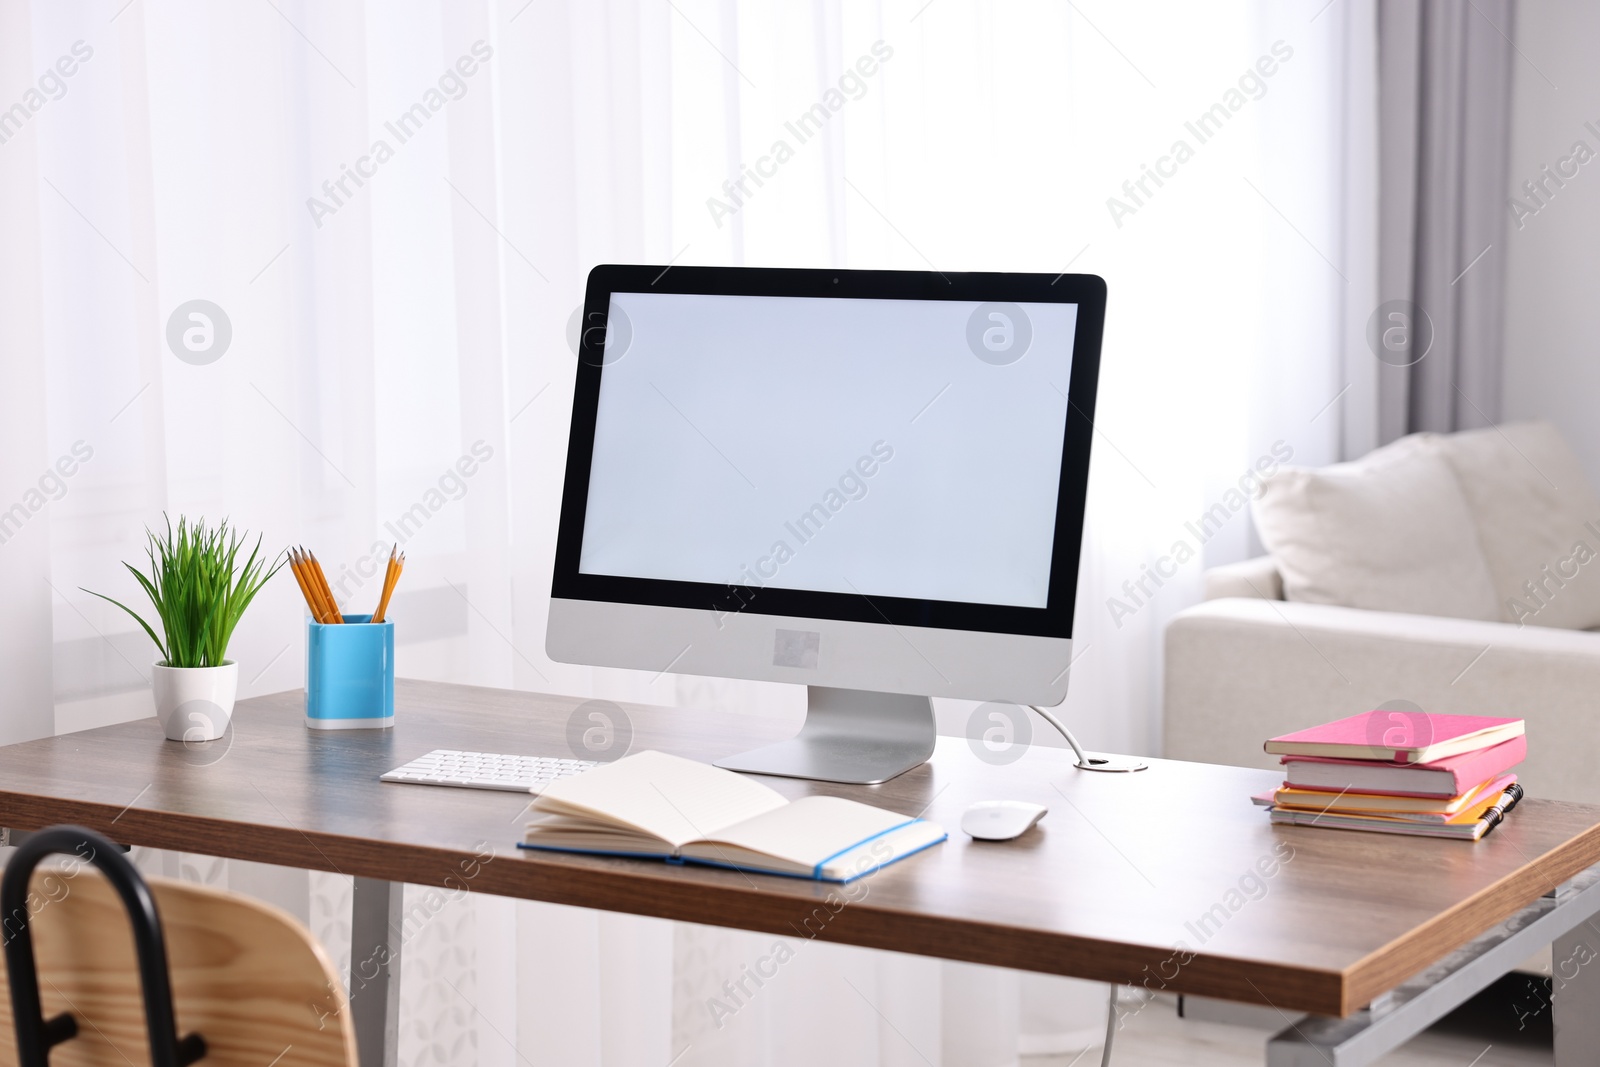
[1203, 556, 1282, 601]
[1164, 597, 1600, 803]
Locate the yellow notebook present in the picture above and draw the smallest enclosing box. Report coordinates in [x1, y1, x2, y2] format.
[1268, 783, 1523, 840]
[1273, 774, 1514, 821]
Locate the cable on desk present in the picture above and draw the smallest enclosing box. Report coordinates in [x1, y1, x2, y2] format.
[1026, 703, 1091, 764]
[1101, 983, 1117, 1066]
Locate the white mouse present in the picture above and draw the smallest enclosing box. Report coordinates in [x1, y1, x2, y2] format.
[961, 800, 1047, 841]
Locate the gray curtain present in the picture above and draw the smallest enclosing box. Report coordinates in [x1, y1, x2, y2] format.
[1376, 0, 1515, 443]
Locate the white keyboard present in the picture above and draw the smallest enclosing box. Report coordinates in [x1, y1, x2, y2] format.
[380, 749, 598, 793]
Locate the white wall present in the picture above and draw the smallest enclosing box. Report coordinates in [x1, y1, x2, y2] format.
[1502, 0, 1600, 483]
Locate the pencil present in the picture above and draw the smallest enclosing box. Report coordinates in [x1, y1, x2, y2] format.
[288, 549, 324, 622]
[371, 552, 395, 624]
[373, 546, 402, 624]
[308, 550, 343, 624]
[297, 548, 335, 623]
[291, 549, 314, 621]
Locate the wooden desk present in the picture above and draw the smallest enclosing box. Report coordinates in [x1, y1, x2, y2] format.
[2, 679, 1598, 1066]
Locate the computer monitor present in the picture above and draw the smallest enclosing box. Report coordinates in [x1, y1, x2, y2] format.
[549, 265, 1106, 784]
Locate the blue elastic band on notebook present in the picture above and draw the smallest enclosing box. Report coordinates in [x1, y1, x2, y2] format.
[811, 818, 921, 880]
[516, 833, 949, 882]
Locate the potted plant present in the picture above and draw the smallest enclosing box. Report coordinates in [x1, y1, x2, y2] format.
[86, 516, 284, 742]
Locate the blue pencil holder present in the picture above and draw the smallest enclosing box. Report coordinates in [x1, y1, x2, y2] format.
[306, 614, 394, 730]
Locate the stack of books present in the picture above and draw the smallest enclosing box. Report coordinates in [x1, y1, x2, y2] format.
[1258, 711, 1526, 841]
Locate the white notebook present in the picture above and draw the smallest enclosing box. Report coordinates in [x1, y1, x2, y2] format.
[519, 750, 946, 882]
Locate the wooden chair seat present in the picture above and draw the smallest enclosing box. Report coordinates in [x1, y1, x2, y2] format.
[0, 864, 356, 1066]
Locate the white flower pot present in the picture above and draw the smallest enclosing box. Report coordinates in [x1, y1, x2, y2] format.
[151, 661, 238, 742]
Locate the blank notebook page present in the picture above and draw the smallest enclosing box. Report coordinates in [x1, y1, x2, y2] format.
[536, 750, 789, 848]
[698, 795, 917, 867]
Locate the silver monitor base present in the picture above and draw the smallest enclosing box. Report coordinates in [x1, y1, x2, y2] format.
[714, 686, 936, 785]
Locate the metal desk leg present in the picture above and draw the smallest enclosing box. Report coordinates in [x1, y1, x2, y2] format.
[1553, 916, 1600, 1063]
[350, 877, 401, 1067]
[1267, 865, 1600, 1066]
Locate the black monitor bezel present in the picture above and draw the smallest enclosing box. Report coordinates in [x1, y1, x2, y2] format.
[551, 264, 1105, 640]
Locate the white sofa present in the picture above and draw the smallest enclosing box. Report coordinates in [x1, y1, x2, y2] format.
[1164, 422, 1600, 804]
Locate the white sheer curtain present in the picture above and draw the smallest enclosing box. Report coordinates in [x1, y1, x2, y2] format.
[0, 1, 1373, 1064]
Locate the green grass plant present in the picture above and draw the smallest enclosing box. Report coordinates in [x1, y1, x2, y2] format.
[85, 515, 285, 669]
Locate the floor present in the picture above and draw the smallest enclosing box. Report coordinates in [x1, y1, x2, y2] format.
[1022, 981, 1552, 1067]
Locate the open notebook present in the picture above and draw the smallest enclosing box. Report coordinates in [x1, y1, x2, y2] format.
[519, 750, 947, 882]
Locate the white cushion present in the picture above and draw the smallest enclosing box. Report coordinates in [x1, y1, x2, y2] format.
[1251, 434, 1501, 621]
[1430, 421, 1600, 630]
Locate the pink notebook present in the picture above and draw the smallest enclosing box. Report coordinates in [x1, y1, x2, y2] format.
[1264, 711, 1523, 764]
[1282, 735, 1527, 798]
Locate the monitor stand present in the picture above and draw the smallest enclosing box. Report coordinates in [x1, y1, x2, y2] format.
[714, 686, 936, 785]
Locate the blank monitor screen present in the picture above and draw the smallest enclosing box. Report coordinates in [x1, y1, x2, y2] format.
[576, 291, 1079, 610]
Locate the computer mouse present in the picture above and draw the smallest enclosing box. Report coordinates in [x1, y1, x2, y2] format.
[961, 800, 1047, 841]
